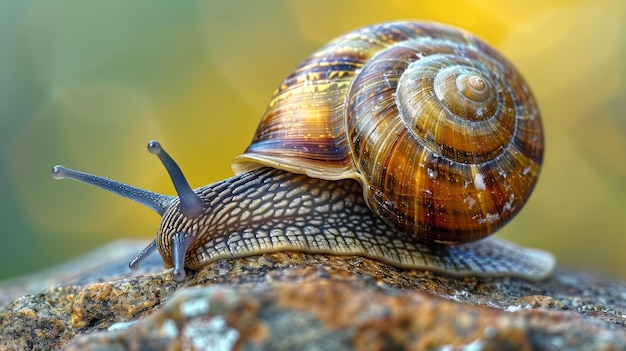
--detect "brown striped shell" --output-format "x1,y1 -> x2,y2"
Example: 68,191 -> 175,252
232,21 -> 543,245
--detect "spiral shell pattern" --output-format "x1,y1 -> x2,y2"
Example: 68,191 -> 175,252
233,22 -> 543,244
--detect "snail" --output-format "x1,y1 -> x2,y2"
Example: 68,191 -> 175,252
52,21 -> 554,282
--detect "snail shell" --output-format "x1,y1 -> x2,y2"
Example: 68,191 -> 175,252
233,21 -> 543,245
52,21 -> 553,281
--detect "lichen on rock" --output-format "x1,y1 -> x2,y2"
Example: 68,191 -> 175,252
1,240 -> 625,350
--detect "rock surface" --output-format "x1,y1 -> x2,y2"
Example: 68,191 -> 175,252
1,240 -> 625,350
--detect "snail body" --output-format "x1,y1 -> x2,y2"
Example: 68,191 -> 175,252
52,21 -> 554,281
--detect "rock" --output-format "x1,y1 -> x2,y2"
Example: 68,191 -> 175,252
1,240 -> 625,350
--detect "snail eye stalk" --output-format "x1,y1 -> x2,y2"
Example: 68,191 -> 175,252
147,140 -> 203,218
51,165 -> 173,215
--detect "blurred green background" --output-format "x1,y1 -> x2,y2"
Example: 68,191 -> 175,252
1,0 -> 625,281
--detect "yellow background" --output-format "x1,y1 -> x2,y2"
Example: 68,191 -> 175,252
1,0 -> 625,280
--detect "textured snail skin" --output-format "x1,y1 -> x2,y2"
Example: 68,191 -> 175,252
157,167 -> 553,279
52,21 -> 554,281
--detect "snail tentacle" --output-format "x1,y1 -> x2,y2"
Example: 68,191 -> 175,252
171,232 -> 190,281
128,239 -> 157,271
148,141 -> 203,218
51,165 -> 173,215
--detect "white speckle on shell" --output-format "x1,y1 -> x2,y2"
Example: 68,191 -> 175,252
475,107 -> 485,118
473,173 -> 486,191
427,168 -> 438,179
463,196 -> 477,210
477,212 -> 500,224
502,194 -> 516,212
